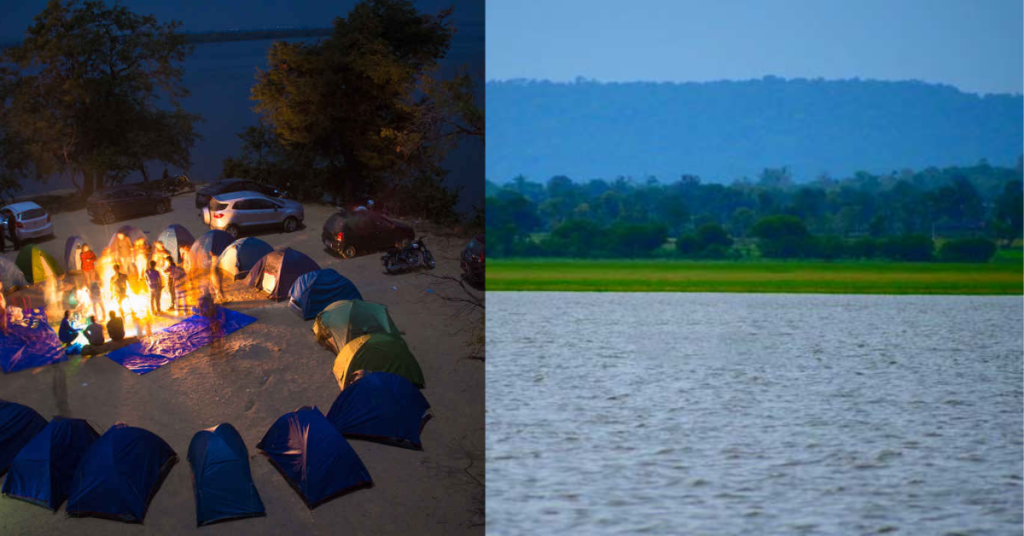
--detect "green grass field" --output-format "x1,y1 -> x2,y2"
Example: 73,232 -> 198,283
488,258 -> 1024,294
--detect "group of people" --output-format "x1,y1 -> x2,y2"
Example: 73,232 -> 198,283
2,226 -> 230,347
58,309 -> 126,350
69,232 -> 224,320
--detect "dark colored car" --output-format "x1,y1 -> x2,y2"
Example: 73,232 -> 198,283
87,186 -> 172,224
322,210 -> 414,259
461,234 -> 485,286
194,178 -> 284,208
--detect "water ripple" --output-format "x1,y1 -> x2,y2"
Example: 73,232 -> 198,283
486,293 -> 1024,535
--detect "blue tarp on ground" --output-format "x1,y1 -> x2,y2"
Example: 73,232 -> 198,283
105,308 -> 257,375
0,400 -> 47,475
188,423 -> 266,527
66,423 -> 177,523
156,224 -> 195,265
0,308 -> 67,374
2,417 -> 100,510
256,406 -> 372,509
288,269 -> 362,320
326,372 -> 431,450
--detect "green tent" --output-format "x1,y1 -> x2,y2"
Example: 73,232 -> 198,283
15,245 -> 64,284
313,300 -> 401,354
333,333 -> 424,390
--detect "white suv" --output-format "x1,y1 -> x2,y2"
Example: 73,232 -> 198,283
0,202 -> 55,241
202,191 -> 304,238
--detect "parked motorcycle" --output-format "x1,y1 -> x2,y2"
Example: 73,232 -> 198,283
161,174 -> 196,196
382,237 -> 436,274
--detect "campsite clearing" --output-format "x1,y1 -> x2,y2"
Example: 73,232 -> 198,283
487,258 -> 1024,294
0,194 -> 484,535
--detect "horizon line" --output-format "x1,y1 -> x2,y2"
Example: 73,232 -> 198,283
485,76 -> 1024,98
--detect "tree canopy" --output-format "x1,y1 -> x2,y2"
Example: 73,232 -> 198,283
1,0 -> 201,196
248,0 -> 473,217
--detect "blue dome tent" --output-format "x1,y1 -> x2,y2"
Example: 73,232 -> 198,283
2,417 -> 100,510
187,423 -> 265,527
190,230 -> 235,272
326,372 -> 431,450
288,269 -> 362,320
0,400 -> 47,475
245,248 -> 321,300
66,423 -> 177,523
256,406 -> 372,508
63,236 -> 87,272
156,224 -> 195,264
218,237 -> 273,280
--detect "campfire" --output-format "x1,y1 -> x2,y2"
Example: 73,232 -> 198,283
61,250 -> 193,339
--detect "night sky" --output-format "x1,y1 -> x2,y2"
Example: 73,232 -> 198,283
0,0 -> 484,40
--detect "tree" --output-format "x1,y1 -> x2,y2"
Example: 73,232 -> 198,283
655,193 -> 690,234
606,223 -> 668,258
545,219 -> 603,257
419,64 -> 484,139
937,238 -> 997,263
879,235 -> 934,262
929,176 -> 984,224
728,207 -> 757,238
677,222 -> 733,258
696,223 -> 733,250
0,68 -> 33,202
3,0 -> 200,196
993,180 -> 1023,246
752,215 -> 816,258
252,0 -> 456,205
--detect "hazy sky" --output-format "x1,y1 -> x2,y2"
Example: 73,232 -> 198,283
487,0 -> 1023,95
0,0 -> 483,39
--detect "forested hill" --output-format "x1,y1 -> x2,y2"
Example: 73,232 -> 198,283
487,78 -> 1023,183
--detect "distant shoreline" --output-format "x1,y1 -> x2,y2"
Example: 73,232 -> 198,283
487,258 -> 1024,295
0,28 -> 333,50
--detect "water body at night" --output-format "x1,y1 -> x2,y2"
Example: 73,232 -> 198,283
16,24 -> 484,213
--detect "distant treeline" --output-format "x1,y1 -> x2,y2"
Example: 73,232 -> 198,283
486,161 -> 1024,262
0,28 -> 332,49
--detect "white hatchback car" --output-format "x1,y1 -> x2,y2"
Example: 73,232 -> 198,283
202,191 -> 304,238
0,201 -> 55,242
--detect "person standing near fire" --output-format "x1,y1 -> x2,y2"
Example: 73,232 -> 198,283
80,244 -> 98,284
152,241 -> 171,304
145,260 -> 162,315
133,238 -> 151,284
109,264 -> 129,318
210,254 -> 224,303
164,257 -> 187,313
89,280 -> 105,321
113,232 -> 132,275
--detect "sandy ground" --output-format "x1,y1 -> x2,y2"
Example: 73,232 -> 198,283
0,193 -> 484,535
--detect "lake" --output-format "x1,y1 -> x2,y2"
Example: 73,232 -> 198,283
486,292 -> 1023,535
